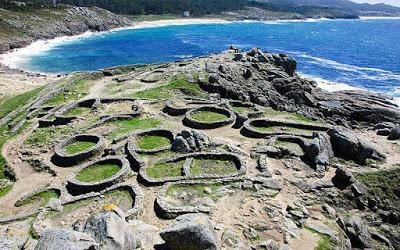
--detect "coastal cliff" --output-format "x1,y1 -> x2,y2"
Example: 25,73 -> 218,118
0,6 -> 131,53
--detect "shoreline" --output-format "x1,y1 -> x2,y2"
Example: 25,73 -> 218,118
0,17 -> 399,107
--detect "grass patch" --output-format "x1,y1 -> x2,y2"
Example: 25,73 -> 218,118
0,183 -> 13,198
44,77 -> 94,106
190,159 -> 237,176
132,77 -> 207,99
15,189 -> 59,208
253,125 -> 314,136
0,86 -> 44,120
263,108 -> 317,123
107,117 -> 161,139
65,107 -> 91,116
355,168 -> 400,212
25,126 -> 76,147
275,140 -> 304,155
146,160 -> 185,179
232,106 -> 254,113
64,141 -> 97,154
305,226 -> 334,250
191,111 -> 228,123
76,163 -> 120,182
136,135 -> 170,150
46,189 -> 133,219
167,183 -> 224,204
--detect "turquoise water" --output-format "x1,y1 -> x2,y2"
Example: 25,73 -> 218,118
11,19 -> 400,99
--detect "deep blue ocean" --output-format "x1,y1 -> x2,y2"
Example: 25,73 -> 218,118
6,18 -> 400,101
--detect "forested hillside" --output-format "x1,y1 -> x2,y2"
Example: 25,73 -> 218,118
0,0 -> 247,16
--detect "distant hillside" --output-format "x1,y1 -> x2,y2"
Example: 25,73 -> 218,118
256,0 -> 400,15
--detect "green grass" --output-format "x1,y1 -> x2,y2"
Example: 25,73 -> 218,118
0,86 -> 45,197
263,108 -> 317,123
44,78 -> 92,106
65,107 -> 91,116
305,226 -> 335,250
46,189 -> 133,219
232,106 -> 254,113
190,159 -> 237,176
136,135 -> 170,150
146,160 -> 185,179
0,86 -> 44,119
25,126 -> 75,147
275,140 -> 304,155
64,141 -> 97,154
191,111 -> 228,123
253,125 -> 314,136
76,163 -> 121,182
167,183 -> 224,204
355,168 -> 400,212
132,77 -> 207,99
107,117 -> 161,139
15,189 -> 59,208
0,184 -> 13,198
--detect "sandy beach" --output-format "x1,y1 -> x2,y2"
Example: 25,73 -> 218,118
0,18 -> 228,98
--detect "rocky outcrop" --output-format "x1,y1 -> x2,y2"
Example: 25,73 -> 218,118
327,127 -> 385,165
0,6 -> 131,53
84,207 -> 136,249
303,132 -> 333,174
35,229 -> 98,250
338,215 -> 373,249
198,48 -> 400,125
171,129 -> 211,153
388,125 -> 400,140
160,213 -> 219,250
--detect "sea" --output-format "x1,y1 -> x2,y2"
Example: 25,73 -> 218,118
1,18 -> 400,104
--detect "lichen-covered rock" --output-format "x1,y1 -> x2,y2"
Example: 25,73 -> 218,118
327,127 -> 385,165
160,213 -> 218,250
35,229 -> 98,250
304,132 -> 333,174
46,198 -> 63,212
84,207 -> 136,250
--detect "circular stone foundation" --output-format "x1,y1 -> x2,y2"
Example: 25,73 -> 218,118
183,106 -> 235,129
67,156 -> 130,195
52,134 -> 106,167
127,129 -> 174,154
163,97 -> 219,116
228,101 -> 263,128
139,152 -> 246,185
241,118 -> 330,139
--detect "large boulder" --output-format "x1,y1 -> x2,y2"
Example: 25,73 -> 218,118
171,129 -> 211,153
160,213 -> 218,250
304,132 -> 333,175
327,127 -> 385,165
84,206 -> 136,250
35,229 -> 98,250
338,215 -> 373,249
388,125 -> 400,140
332,166 -> 355,189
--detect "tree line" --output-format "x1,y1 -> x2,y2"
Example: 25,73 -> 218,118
0,0 -> 247,15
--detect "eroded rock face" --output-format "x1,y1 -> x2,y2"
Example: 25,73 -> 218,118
200,48 -> 400,125
327,127 -> 385,165
160,213 -> 218,250
83,208 -> 136,250
303,132 -> 333,174
34,229 -> 98,250
338,215 -> 373,249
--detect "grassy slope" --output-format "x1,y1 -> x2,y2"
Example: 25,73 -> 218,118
0,86 -> 45,197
